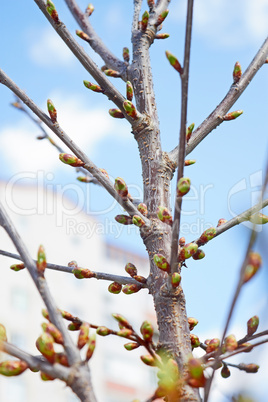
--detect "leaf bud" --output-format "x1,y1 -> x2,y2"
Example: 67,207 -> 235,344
153,254 -> 170,272
109,108 -> 125,118
112,313 -> 132,329
104,69 -> 121,78
96,326 -> 112,336
140,354 -> 158,367
54,352 -> 69,366
247,315 -> 259,336
47,99 -> 57,123
156,10 -> 169,26
36,333 -> 55,363
188,317 -> 198,331
243,252 -> 262,283
155,33 -> 170,39
133,275 -> 147,284
197,227 -> 216,246
108,282 -> 122,294
37,245 -> 46,275
233,61 -> 242,83
132,215 -> 145,227
123,47 -> 130,62
40,371 -> 55,381
141,10 -> 149,31
206,338 -> 220,354
59,309 -> 75,321
77,322 -> 90,350
72,268 -> 96,279
46,0 -> 59,24
77,176 -> 91,183
59,153 -> 85,167
0,360 -> 28,377
186,123 -> 195,142
122,284 -> 142,294
0,324 -> 7,344
10,263 -> 25,271
86,333 -> 96,360
165,51 -> 182,74
117,328 -> 133,338
157,206 -> 173,225
125,262 -> 138,277
114,177 -> 128,197
177,177 -> 191,197
248,213 -> 268,224
192,249 -> 205,260
179,237 -> 186,246
126,81 -> 134,101
137,203 -> 148,216
223,110 -> 243,121
171,272 -> 181,288
179,243 -> 198,261
240,363 -> 259,373
83,80 -> 103,93
140,321 -> 154,342
124,342 -> 139,351
42,322 -> 63,345
222,334 -> 238,353
190,334 -> 201,349
123,100 -> 139,119
68,322 -> 82,331
147,0 -> 155,9
187,358 -> 206,388
85,3 -> 94,17
185,159 -> 196,166
76,30 -> 90,42
115,214 -> 133,225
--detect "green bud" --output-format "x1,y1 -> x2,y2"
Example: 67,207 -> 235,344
108,282 -> 122,294
109,108 -> 125,118
47,99 -> 57,123
248,213 -> 268,224
171,272 -> 181,288
153,254 -> 170,272
123,47 -> 130,62
112,313 -> 132,329
141,10 -> 149,31
186,123 -> 195,142
233,61 -> 242,83
114,177 -> 128,197
40,371 -> 55,381
197,227 -> 216,246
122,284 -> 142,294
37,245 -> 46,275
96,326 -> 112,336
155,33 -> 170,39
165,51 -> 182,74
0,360 -> 28,377
132,215 -> 145,227
221,364 -> 231,378
157,206 -> 172,225
59,153 -> 85,167
156,10 -> 169,26
85,3 -> 94,17
59,309 -> 75,321
137,203 -> 148,216
188,317 -> 198,331
42,322 -> 63,345
126,81 -> 134,101
140,321 -> 154,342
83,80 -> 103,93
184,159 -> 196,166
117,328 -> 133,338
125,263 -> 138,277
42,309 -> 50,320
190,334 -> 200,349
179,243 -> 198,261
123,100 -> 139,119
68,322 -> 82,331
243,252 -> 262,283
46,0 -> 59,24
247,315 -> 259,336
36,333 -> 55,363
104,69 -> 121,78
192,249 -> 205,260
223,110 -> 243,121
115,214 -> 133,225
76,30 -> 90,42
86,333 -> 96,360
187,358 -> 206,388
140,354 -> 158,367
10,263 -> 25,271
177,177 -> 191,197
72,268 -> 96,279
124,342 -> 139,351
77,176 -> 91,183
77,322 -> 90,350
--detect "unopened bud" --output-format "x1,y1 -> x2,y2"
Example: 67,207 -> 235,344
104,69 -> 121,78
47,99 -> 57,123
117,328 -> 133,338
187,358 -> 206,388
192,249 -> 205,260
77,176 -> 91,183
115,214 -> 133,225
72,268 -> 95,279
96,326 -> 112,336
179,237 -> 186,247
123,47 -> 130,62
206,338 -> 220,354
37,245 -> 46,275
156,10 -> 169,26
36,333 -> 55,363
122,284 -> 142,294
108,282 -> 122,294
137,203 -> 148,216
0,324 -> 7,343
188,317 -> 198,331
186,123 -> 195,142
223,334 -> 237,353
40,371 -> 55,381
85,3 -> 94,17
114,177 -> 128,197
133,275 -> 147,284
179,243 -> 198,261
140,321 -> 154,342
83,80 -> 103,93
248,213 -> 268,224
197,227 -> 216,246
132,215 -> 145,227
240,342 -> 253,352
247,315 -> 259,336
190,334 -> 200,349
155,33 -> 169,39
76,30 -> 90,42
177,177 -> 191,197
125,262 -> 138,277
240,363 -> 259,373
86,333 -> 96,360
46,0 -> 59,24
68,322 -> 82,331
141,10 -> 149,31
157,206 -> 172,225
123,100 -> 139,119
221,364 -> 231,378
124,342 -> 139,351
112,313 -> 132,329
60,309 -> 75,321
55,352 -> 69,367
59,153 -> 85,167
77,323 -> 90,350
0,360 -> 28,377
233,61 -> 242,83
165,51 -> 182,74
10,263 -> 25,271
185,159 -> 196,166
153,254 -> 170,272
243,252 -> 262,283
217,218 -> 227,227
223,110 -> 243,121
42,322 -> 63,344
140,354 -> 158,367
109,109 -> 125,118
171,272 -> 181,288
126,81 -> 134,101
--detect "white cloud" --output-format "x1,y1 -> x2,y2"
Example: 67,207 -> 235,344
29,28 -> 74,67
171,0 -> 268,48
0,92 -> 129,175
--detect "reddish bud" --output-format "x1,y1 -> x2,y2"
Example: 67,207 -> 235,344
123,47 -> 130,62
126,81 -> 134,101
221,364 -> 231,378
179,237 -> 186,247
223,334 -> 238,353
59,153 -> 85,167
68,322 -> 82,331
179,243 -> 198,261
86,333 -> 96,360
217,218 -> 227,227
85,3 -> 94,17
133,275 -> 147,283
59,309 -> 75,321
112,313 -> 132,329
140,354 -> 158,367
186,123 -> 195,142
137,203 -> 148,216
42,322 -> 63,345
240,363 -> 259,373
77,176 -> 91,183
188,317 -> 198,331
37,245 -> 46,275
109,108 -> 125,118
114,177 -> 128,197
132,215 -> 145,227
40,372 -> 55,381
157,206 -> 173,225
104,69 -> 121,78
47,99 -> 57,123
243,252 -> 262,283
156,10 -> 169,26
165,51 -> 182,74
233,61 -> 242,83
117,328 -> 133,338
76,30 -> 90,42
72,268 -> 95,279
0,360 -> 28,377
177,177 -> 191,197
115,214 -> 133,225
10,263 -> 25,271
248,213 -> 268,224
54,353 -> 69,367
36,333 -> 55,363
140,321 -> 154,342
190,334 -> 201,349
83,80 -> 103,93
46,0 -> 59,24
42,309 -> 50,320
206,338 -> 220,354
153,253 -> 170,272
125,262 -> 138,277
192,249 -> 205,260
122,284 -> 142,294
141,10 -> 149,31
155,33 -> 170,39
123,100 -> 139,119
187,358 -> 206,388
197,227 -> 216,246
171,272 -> 181,288
247,315 -> 259,336
147,0 -> 155,9
185,159 -> 196,166
96,326 -> 112,336
223,110 -> 243,121
77,323 -> 90,350
240,342 -> 253,352
124,342 -> 139,351
108,282 -> 122,294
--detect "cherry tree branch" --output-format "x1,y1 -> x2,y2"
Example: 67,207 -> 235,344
168,36 -> 268,164
64,0 -> 126,75
0,68 -> 150,227
170,0 -> 194,276
0,249 -> 148,288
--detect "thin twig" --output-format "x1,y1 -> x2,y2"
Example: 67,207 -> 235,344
132,0 -> 143,32
0,68 -> 150,227
168,37 -> 268,163
0,249 -> 148,288
170,0 -> 194,277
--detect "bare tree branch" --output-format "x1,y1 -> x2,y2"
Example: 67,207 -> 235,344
0,68 -> 150,227
0,249 -> 148,288
64,0 -> 126,75
170,0 -> 194,277
168,36 -> 268,164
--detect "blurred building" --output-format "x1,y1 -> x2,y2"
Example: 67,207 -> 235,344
0,181 -> 157,402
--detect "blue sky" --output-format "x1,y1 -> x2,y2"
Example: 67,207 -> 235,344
1,1 -> 268,400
